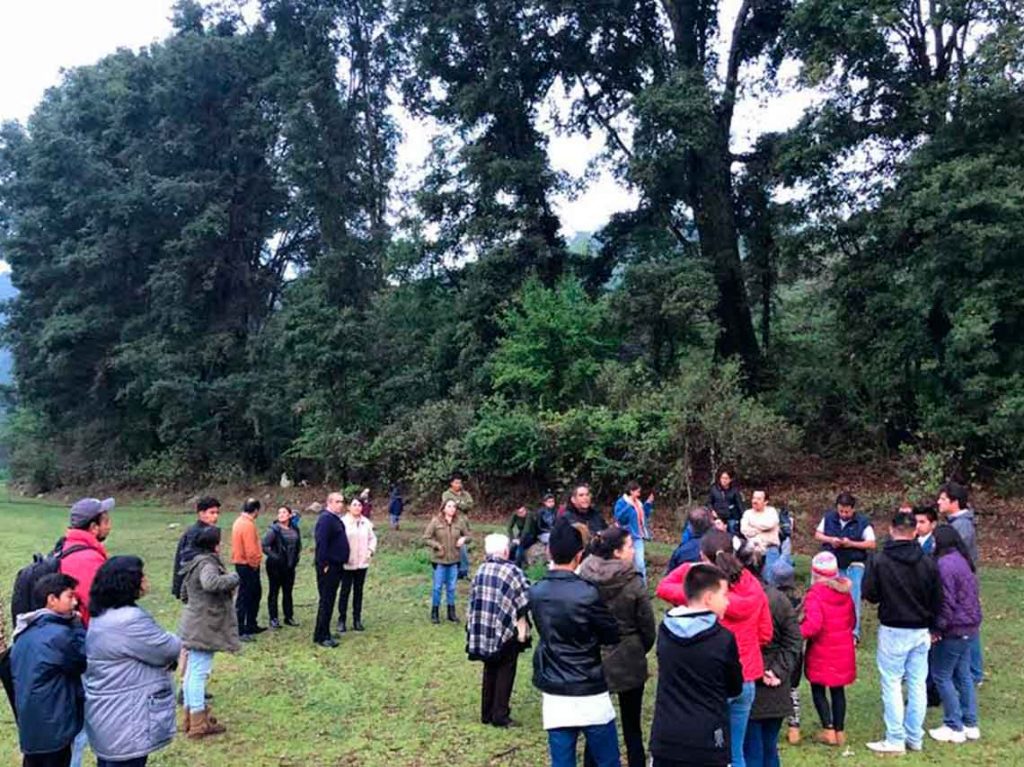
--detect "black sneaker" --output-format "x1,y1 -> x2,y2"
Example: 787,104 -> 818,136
251,626 -> 268,635
239,634 -> 255,643
336,619 -> 347,634
317,638 -> 339,648
284,618 -> 299,627
353,619 -> 365,632
269,619 -> 281,629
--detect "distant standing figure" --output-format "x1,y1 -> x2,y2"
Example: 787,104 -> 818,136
612,481 -> 654,584
506,505 -> 540,569
359,488 -> 373,519
230,498 -> 264,641
388,486 -> 404,530
85,556 -> 181,766
263,506 -> 301,629
338,498 -> 377,633
423,500 -> 470,624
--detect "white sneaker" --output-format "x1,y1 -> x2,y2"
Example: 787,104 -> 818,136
964,726 -> 981,740
929,726 -> 966,744
867,740 -> 907,754
906,741 -> 923,752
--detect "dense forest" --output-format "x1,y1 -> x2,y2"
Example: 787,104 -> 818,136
0,0 -> 1022,497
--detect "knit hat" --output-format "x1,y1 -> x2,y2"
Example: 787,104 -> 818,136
811,551 -> 839,578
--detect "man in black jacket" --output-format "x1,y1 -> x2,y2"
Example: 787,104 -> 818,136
863,510 -> 944,755
561,484 -> 609,537
171,496 -> 222,599
312,493 -> 350,648
530,520 -> 621,766
648,563 -> 743,767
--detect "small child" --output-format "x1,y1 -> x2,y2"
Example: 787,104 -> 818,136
801,551 -> 857,747
10,573 -> 87,767
649,564 -> 744,767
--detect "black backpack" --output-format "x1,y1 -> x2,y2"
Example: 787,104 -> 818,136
9,539 -> 88,624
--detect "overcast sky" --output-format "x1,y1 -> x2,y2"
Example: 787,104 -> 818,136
0,0 -> 815,242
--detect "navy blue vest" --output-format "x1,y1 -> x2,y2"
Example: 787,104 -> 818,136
822,509 -> 870,570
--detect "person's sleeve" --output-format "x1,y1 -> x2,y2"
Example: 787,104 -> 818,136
816,519 -> 826,533
655,564 -> 689,606
800,591 -> 824,640
53,625 -> 88,676
123,614 -> 182,668
771,599 -> 803,680
724,633 -> 744,699
643,500 -> 653,520
261,528 -> 278,563
247,525 -> 262,568
74,550 -> 106,618
171,534 -> 186,596
422,519 -> 439,550
862,555 -> 881,604
313,517 -> 326,567
339,520 -> 352,563
929,561 -> 945,631
636,587 -> 657,653
707,489 -> 716,508
368,523 -> 378,556
758,595 -> 774,645
863,525 -> 876,542
506,513 -> 517,539
589,592 -> 621,646
740,511 -> 755,540
199,561 -> 240,593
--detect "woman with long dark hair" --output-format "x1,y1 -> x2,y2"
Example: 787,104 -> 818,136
929,525 -> 982,744
579,527 -> 656,767
84,556 -> 181,767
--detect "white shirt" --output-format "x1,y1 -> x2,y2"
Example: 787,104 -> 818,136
816,518 -> 876,541
542,692 -> 616,730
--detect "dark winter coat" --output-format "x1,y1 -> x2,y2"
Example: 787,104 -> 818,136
948,509 -> 979,565
649,609 -> 744,766
801,577 -> 857,687
935,550 -> 982,638
10,609 -> 86,754
178,553 -> 240,653
314,510 -> 351,569
262,521 -> 301,571
863,538 -> 944,630
750,585 -> 803,720
579,556 -> 657,693
530,570 -> 620,696
708,483 -> 744,523
562,501 -> 609,536
171,520 -> 214,599
84,606 -> 180,761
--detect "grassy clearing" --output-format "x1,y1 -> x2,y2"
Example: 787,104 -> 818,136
0,496 -> 1021,766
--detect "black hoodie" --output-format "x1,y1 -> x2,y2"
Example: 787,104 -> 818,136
863,538 -> 943,630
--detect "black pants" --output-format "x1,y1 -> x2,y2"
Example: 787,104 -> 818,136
235,564 -> 262,635
314,564 -> 342,642
583,687 -> 645,767
811,683 -> 847,730
97,757 -> 148,767
480,642 -> 519,724
267,565 -> 296,623
338,568 -> 367,623
23,746 -> 71,767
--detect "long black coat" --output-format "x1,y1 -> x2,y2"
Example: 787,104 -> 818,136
750,585 -> 803,720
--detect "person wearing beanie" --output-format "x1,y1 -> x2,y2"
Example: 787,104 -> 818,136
801,552 -> 857,748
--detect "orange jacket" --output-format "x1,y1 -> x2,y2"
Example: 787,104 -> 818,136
231,514 -> 262,568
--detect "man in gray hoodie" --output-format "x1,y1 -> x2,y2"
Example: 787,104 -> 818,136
938,482 -> 983,685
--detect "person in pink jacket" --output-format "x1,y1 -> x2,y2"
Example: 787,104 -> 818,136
801,552 -> 857,747
338,497 -> 378,633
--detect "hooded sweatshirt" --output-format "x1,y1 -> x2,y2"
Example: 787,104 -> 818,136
935,550 -> 982,638
862,538 -> 944,630
649,608 -> 743,766
948,508 -> 979,565
657,564 -> 773,680
801,577 -> 857,687
58,528 -> 109,626
578,556 -> 657,692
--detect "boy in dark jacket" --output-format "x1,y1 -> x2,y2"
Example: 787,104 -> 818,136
863,510 -> 944,755
11,573 -> 87,767
649,563 -> 743,767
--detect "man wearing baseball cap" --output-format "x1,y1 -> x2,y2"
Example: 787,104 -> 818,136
59,497 -> 114,626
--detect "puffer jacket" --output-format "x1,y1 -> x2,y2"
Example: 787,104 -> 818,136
178,553 -> 240,653
750,585 -> 803,720
935,550 -> 982,637
801,577 -> 857,687
579,556 -> 657,693
10,609 -> 86,754
657,564 -> 773,681
423,513 -> 470,565
84,606 -> 181,761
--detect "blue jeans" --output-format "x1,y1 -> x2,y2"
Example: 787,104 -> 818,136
970,631 -> 984,684
547,720 -> 621,767
840,564 -> 865,639
633,538 -> 647,584
744,717 -> 782,767
458,545 -> 470,577
763,546 -> 780,579
876,626 -> 930,747
184,649 -> 215,713
432,563 -> 458,607
729,681 -> 756,767
933,635 -> 978,730
70,727 -> 88,767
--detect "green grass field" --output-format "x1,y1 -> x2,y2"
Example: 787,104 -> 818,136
0,496 -> 1021,766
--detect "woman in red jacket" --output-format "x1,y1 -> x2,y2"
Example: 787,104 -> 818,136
800,551 -> 857,747
656,529 -> 772,767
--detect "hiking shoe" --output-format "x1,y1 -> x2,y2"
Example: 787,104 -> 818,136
867,740 -> 906,754
317,637 -> 339,648
929,726 -> 966,744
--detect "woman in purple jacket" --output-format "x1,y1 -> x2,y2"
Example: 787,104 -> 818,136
928,525 -> 982,745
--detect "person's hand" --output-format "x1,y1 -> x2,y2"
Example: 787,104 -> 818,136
456,536 -> 467,547
931,633 -> 942,644
833,537 -> 846,547
763,670 -> 782,687
646,492 -> 655,504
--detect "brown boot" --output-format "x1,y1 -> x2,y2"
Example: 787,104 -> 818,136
787,725 -> 801,745
187,709 -> 226,739
815,728 -> 838,746
836,731 -> 847,747
179,709 -> 191,734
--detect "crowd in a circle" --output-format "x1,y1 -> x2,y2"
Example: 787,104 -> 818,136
0,472 -> 983,767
